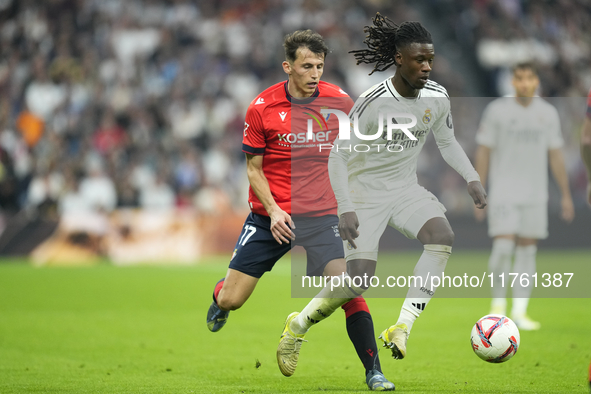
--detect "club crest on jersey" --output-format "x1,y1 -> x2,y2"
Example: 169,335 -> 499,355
320,106 -> 331,121
422,109 -> 432,124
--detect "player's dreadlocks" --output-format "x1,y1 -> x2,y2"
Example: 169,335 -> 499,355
350,13 -> 432,75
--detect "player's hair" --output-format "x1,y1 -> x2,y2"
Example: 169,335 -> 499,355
512,62 -> 538,76
350,13 -> 432,75
283,30 -> 328,63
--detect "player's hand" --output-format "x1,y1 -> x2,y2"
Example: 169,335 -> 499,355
561,196 -> 574,223
338,211 -> 359,249
467,181 -> 487,209
474,205 -> 487,222
269,207 -> 295,245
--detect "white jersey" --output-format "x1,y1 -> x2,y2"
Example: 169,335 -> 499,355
329,77 -> 480,215
476,97 -> 563,205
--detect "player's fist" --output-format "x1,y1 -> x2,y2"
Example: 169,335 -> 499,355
269,207 -> 295,245
561,196 -> 574,223
338,211 -> 359,249
468,181 -> 487,209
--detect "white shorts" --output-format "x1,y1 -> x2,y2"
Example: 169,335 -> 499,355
344,183 -> 447,262
487,202 -> 548,239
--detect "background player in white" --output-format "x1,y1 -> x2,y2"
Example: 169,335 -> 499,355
581,87 -> 591,205
474,62 -> 574,330
279,14 -> 487,365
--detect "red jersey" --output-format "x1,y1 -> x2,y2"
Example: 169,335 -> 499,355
587,88 -> 591,118
242,80 -> 353,217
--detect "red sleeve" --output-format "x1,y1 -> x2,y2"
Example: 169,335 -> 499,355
242,106 -> 266,155
342,96 -> 354,114
586,88 -> 591,119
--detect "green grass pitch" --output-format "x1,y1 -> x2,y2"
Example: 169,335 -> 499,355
0,251 -> 590,393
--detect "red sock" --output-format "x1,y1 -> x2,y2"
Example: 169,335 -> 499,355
342,295 -> 370,317
213,278 -> 225,303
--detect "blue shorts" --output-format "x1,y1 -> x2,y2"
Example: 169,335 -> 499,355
228,213 -> 344,278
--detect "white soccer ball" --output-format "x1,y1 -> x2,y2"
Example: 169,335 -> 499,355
470,314 -> 520,363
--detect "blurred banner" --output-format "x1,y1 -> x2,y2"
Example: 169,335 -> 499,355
0,209 -> 246,266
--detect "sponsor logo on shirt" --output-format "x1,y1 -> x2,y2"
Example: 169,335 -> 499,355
255,97 -> 265,105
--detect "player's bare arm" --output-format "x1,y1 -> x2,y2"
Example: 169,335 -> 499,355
581,116 -> 591,205
245,153 -> 295,244
548,148 -> 574,222
473,145 -> 490,220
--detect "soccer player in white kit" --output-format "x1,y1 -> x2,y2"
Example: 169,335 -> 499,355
474,62 -> 575,330
326,14 -> 487,360
582,87 -> 591,205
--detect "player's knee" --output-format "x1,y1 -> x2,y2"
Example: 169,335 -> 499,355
217,293 -> 245,311
443,228 -> 455,246
346,259 -> 376,291
431,227 -> 455,246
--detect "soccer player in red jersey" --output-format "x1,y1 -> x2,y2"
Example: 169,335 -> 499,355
206,30 -> 394,391
582,88 -> 591,205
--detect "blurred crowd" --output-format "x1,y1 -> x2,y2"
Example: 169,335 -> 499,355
0,0 -> 589,232
430,0 -> 591,97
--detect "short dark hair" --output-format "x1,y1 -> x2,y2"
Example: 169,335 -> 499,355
512,62 -> 538,76
283,30 -> 328,63
350,13 -> 432,75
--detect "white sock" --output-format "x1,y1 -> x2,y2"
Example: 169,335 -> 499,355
291,274 -> 365,335
398,244 -> 451,333
489,238 -> 515,309
511,244 -> 537,316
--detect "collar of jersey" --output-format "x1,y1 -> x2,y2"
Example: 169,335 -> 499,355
386,77 -> 422,102
284,81 -> 320,104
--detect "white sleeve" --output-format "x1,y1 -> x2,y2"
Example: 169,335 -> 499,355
547,105 -> 564,149
433,101 -> 481,183
328,146 -> 355,216
475,102 -> 498,148
328,99 -> 374,216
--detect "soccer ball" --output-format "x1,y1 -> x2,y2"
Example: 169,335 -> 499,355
470,314 -> 520,363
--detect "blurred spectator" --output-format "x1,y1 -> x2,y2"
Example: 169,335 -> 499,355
26,163 -> 64,217
79,160 -> 117,213
92,110 -> 127,155
16,107 -> 44,148
0,0 -> 587,220
139,173 -> 175,211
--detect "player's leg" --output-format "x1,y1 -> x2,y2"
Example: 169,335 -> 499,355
278,214 -> 393,390
277,264 -> 365,377
488,235 -> 515,314
216,268 -> 259,311
510,203 -> 546,330
511,237 -> 538,329
207,269 -> 259,332
207,213 -> 290,332
325,258 -> 392,390
284,206 -> 388,337
380,187 -> 450,359
487,204 -> 519,315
